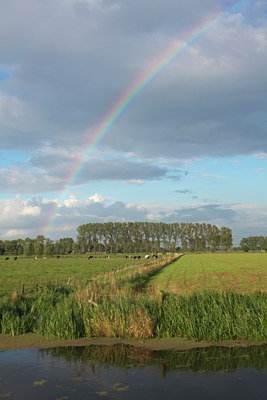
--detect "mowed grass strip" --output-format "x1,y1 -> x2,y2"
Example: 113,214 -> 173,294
147,253 -> 267,294
0,255 -> 145,296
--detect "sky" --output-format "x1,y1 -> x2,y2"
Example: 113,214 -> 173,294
0,0 -> 266,245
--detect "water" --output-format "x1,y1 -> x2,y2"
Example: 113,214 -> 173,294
0,344 -> 266,399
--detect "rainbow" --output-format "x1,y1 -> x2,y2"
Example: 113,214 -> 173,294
42,0 -> 253,237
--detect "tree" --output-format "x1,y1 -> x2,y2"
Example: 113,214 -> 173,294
24,238 -> 35,256
34,235 -> 45,256
0,240 -> 5,255
220,227 -> 233,252
207,225 -> 221,252
44,238 -> 54,256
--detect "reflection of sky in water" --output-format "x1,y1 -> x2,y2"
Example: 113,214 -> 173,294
0,345 -> 266,400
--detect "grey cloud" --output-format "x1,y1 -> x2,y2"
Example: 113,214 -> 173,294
32,154 -> 167,181
169,175 -> 183,182
0,156 -> 167,194
1,0 -> 266,161
175,189 -> 191,194
162,204 -> 236,224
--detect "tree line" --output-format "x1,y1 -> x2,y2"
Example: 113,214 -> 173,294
0,222 -> 233,256
76,222 -> 233,253
0,236 -> 75,256
239,236 -> 267,252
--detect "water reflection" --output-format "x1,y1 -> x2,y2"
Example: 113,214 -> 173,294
0,344 -> 266,399
42,343 -> 267,375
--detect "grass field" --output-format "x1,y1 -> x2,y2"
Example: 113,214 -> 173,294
0,254 -> 148,296
0,253 -> 266,341
147,253 -> 267,294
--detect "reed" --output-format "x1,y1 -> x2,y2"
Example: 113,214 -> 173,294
155,290 -> 267,341
1,288 -> 266,341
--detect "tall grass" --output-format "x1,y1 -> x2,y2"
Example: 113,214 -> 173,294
1,289 -> 266,341
155,290 -> 266,341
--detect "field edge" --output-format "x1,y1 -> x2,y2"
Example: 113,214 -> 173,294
0,333 -> 266,352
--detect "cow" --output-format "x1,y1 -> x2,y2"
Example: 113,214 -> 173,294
5,257 -> 9,261
14,257 -> 17,260
144,255 -> 150,259
105,255 -> 110,259
88,255 -> 93,259
125,255 -> 128,259
56,255 -> 61,259
34,256 -> 38,260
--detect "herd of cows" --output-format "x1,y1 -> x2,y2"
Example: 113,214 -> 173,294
3,254 -> 159,261
88,254 -> 158,260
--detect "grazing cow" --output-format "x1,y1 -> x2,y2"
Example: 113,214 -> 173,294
5,257 -> 9,261
34,256 -> 38,260
144,255 -> 150,259
138,255 -> 141,259
88,255 -> 93,259
125,255 -> 128,259
129,255 -> 132,259
152,254 -> 158,258
43,256 -> 47,259
134,256 -> 137,259
14,257 -> 17,260
105,255 -> 110,259
56,255 -> 61,259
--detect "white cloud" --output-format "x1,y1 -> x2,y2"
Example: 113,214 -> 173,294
0,194 -> 266,245
20,205 -> 41,216
126,179 -> 144,185
4,229 -> 29,239
228,160 -> 241,164
254,153 -> 267,160
202,174 -> 227,179
89,193 -> 107,203
63,194 -> 83,208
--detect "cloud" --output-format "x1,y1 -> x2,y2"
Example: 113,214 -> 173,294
0,0 -> 266,161
255,153 -> 267,160
0,168 -> 62,194
174,189 -> 191,194
202,174 -> 227,179
228,160 -> 241,164
0,155 -> 167,194
0,1 -> 266,242
0,194 -> 267,246
126,180 -> 144,185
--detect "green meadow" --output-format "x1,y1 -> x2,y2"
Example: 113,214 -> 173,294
0,254 -> 146,297
147,253 -> 267,294
0,253 -> 266,342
